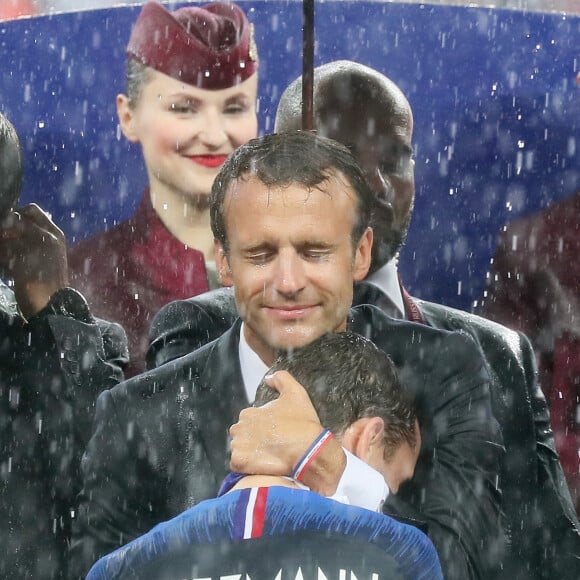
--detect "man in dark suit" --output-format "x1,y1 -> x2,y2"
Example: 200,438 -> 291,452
148,61 -> 580,579
0,113 -> 128,578
85,332 -> 442,580
70,131 -> 502,580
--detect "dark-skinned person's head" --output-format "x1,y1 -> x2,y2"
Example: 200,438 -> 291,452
255,331 -> 420,493
275,60 -> 415,273
210,130 -> 374,366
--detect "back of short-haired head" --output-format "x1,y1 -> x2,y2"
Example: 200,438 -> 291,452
254,331 -> 417,458
274,60 -> 412,136
210,131 -> 375,252
0,112 -> 23,219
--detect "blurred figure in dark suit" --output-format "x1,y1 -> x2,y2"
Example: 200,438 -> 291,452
481,190 -> 580,511
0,111 -> 127,578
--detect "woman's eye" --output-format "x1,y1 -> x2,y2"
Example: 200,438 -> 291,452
170,103 -> 195,114
224,103 -> 247,115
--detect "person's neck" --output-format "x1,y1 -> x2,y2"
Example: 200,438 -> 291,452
242,324 -> 278,367
229,475 -> 300,493
149,186 -> 214,260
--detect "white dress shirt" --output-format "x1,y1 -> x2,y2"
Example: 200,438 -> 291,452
365,258 -> 406,319
237,325 -> 389,512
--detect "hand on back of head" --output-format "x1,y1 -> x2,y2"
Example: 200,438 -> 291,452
230,371 -> 325,476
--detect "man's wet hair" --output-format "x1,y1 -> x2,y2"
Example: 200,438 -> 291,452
254,331 -> 417,459
210,130 -> 375,254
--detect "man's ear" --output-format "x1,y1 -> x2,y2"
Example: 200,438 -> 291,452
353,227 -> 373,282
116,94 -> 140,143
340,416 -> 384,463
215,241 -> 234,287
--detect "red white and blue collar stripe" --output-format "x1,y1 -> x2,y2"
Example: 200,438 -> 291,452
232,487 -> 269,540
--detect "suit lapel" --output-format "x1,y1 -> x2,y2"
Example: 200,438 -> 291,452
353,280 -> 424,323
196,320 -> 249,482
353,281 -> 400,318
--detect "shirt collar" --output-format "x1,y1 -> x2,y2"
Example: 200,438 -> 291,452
237,260 -> 405,401
235,324 -> 388,512
364,258 -> 405,318
238,323 -> 269,404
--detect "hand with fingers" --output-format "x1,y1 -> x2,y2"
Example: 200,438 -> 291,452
0,203 -> 69,318
229,370 -> 346,496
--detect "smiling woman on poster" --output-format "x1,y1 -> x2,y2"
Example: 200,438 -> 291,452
68,1 -> 259,376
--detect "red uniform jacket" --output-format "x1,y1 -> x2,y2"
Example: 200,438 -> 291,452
481,190 -> 580,509
68,190 -> 210,376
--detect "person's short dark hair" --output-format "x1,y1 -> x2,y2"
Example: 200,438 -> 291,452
254,331 -> 417,459
210,131 -> 375,254
0,111 -> 23,219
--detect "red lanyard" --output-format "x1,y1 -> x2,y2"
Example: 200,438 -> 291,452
399,280 -> 424,324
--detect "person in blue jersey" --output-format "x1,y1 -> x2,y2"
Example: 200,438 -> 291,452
86,331 -> 441,580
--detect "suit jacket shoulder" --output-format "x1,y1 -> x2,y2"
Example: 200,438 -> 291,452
147,287 -> 237,368
418,300 -> 535,391
350,304 -> 503,580
69,320 -> 248,578
418,298 -> 549,445
416,298 -> 580,579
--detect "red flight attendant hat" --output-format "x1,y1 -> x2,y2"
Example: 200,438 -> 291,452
126,1 -> 259,90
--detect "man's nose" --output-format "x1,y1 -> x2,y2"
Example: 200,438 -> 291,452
273,251 -> 306,296
368,168 -> 393,201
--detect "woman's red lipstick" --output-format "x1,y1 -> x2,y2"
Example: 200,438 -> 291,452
190,155 -> 228,168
